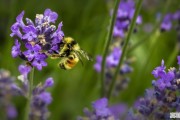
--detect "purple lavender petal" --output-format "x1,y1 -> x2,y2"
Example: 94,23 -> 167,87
18,64 -> 31,75
155,79 -> 166,91
16,11 -> 25,27
113,0 -> 142,37
136,16 -> 142,24
23,44 -> 41,61
106,47 -> 122,67
10,23 -> 22,38
152,60 -> 166,78
26,18 -> 34,26
32,59 -> 47,70
22,25 -> 37,41
113,26 -> 125,37
161,21 -> 172,31
92,98 -> 112,117
38,92 -> 52,104
161,14 -> 173,31
11,39 -> 21,57
44,8 -> 58,23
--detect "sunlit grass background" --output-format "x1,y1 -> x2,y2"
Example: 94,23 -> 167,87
0,0 -> 180,119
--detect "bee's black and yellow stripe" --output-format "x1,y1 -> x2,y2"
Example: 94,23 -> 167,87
58,52 -> 79,70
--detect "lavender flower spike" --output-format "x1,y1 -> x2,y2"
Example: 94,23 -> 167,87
113,0 -> 142,38
10,8 -> 64,70
129,58 -> 180,120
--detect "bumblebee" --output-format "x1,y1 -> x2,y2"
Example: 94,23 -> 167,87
51,37 -> 92,70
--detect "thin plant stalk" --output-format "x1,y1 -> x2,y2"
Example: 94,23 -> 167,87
24,67 -> 34,120
100,0 -> 121,97
167,44 -> 180,67
107,0 -> 144,99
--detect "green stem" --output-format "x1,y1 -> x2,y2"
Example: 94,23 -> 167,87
24,67 -> 34,120
107,0 -> 143,99
100,0 -> 121,97
167,44 -> 180,67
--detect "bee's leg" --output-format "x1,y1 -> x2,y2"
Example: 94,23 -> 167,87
50,54 -> 61,59
59,53 -> 67,57
44,51 -> 60,59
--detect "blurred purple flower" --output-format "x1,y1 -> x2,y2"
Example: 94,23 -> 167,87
78,98 -> 128,120
106,47 -> 122,67
0,69 -> 22,119
177,56 -> 180,65
93,55 -> 102,72
94,46 -> 132,95
44,77 -> 54,88
161,14 -> 173,32
6,105 -> 17,119
113,0 -> 142,38
37,92 -> 52,105
92,98 -> 112,117
173,10 -> 180,20
94,47 -> 122,73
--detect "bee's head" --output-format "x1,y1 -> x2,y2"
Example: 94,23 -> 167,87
64,37 -> 74,44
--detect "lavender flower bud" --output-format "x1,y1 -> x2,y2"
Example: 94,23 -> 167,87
44,77 -> 54,88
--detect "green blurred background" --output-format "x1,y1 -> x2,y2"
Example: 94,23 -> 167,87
0,0 -> 180,119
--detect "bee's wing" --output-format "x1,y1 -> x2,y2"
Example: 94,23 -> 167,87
78,49 -> 93,61
73,51 -> 84,66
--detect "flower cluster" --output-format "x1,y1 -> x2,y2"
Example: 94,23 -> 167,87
30,77 -> 54,120
94,46 -> 132,95
0,69 -> 20,119
113,0 -> 142,38
128,57 -> 180,120
10,9 -> 64,70
77,98 -> 127,120
91,57 -> 180,120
